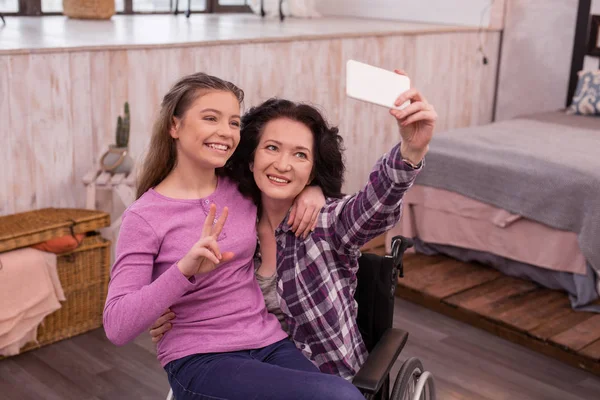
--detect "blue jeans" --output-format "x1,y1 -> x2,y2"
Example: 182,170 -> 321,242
165,338 -> 364,400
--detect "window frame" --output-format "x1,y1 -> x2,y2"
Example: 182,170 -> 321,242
1,0 -> 252,16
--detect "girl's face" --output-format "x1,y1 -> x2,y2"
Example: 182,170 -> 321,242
252,118 -> 314,202
170,90 -> 241,169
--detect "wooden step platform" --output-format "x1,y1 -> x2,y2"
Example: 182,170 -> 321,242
395,252 -> 600,377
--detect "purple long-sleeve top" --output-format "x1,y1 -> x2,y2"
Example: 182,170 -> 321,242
103,176 -> 287,367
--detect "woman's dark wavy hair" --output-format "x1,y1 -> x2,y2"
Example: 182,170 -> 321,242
225,98 -> 346,206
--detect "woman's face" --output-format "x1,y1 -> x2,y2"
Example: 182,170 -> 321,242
170,90 -> 241,169
252,118 -> 314,202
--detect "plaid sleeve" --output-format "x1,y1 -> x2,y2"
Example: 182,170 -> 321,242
326,142 -> 421,253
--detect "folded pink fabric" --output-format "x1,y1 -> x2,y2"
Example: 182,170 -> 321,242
387,185 -> 587,275
0,248 -> 65,356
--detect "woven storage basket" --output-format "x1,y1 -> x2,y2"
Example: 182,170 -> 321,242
0,208 -> 110,253
0,208 -> 111,356
63,0 -> 115,19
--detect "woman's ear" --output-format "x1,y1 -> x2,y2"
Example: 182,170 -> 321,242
249,162 -> 254,172
169,117 -> 181,139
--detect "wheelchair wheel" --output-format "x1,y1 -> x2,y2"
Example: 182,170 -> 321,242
390,357 -> 436,400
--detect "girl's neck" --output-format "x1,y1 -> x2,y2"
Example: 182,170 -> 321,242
157,159 -> 218,199
259,195 -> 294,232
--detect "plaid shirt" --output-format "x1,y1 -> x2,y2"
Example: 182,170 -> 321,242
275,143 -> 421,380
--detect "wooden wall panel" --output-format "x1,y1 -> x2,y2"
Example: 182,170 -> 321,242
69,52 -> 94,196
0,56 -> 13,216
0,30 -> 500,215
30,53 -> 76,209
7,55 -> 36,213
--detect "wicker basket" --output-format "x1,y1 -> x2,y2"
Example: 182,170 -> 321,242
63,0 -> 115,20
19,234 -> 111,353
0,208 -> 111,356
0,208 -> 110,253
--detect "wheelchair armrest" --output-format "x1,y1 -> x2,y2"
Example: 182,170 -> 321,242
352,328 -> 409,394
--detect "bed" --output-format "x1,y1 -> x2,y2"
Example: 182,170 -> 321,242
387,110 -> 600,312
386,1 -> 600,312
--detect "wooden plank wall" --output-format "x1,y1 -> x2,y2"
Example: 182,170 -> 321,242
0,31 -> 500,216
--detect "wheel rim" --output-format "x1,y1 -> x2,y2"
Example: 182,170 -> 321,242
411,371 -> 436,400
402,367 -> 422,400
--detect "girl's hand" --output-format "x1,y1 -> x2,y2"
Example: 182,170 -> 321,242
390,69 -> 437,165
288,185 -> 325,239
177,204 -> 234,278
149,308 -> 175,343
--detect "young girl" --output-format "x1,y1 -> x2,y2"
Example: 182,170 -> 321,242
150,71 -> 437,381
102,72 -> 365,400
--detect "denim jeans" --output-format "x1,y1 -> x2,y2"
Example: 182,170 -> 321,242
165,338 -> 364,400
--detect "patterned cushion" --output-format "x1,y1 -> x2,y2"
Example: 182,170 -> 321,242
568,70 -> 600,116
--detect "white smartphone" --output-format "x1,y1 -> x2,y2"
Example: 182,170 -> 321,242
345,60 -> 411,110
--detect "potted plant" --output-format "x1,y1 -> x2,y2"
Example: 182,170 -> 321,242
100,102 -> 134,175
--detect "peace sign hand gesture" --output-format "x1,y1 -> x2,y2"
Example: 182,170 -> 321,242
177,204 -> 235,279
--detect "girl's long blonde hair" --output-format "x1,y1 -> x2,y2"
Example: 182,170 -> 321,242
136,72 -> 244,199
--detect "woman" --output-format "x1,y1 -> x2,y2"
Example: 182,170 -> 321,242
151,70 -> 436,381
103,72 -> 364,400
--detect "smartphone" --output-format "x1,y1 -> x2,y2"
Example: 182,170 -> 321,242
345,60 -> 411,110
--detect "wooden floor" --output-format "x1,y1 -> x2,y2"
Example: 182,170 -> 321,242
397,252 -> 600,379
2,295 -> 600,399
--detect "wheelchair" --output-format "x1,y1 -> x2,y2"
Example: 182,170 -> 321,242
166,236 -> 436,400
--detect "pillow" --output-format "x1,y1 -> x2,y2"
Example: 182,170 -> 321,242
567,70 -> 600,116
31,233 -> 86,254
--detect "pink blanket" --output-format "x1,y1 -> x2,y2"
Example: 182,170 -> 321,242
0,248 -> 65,356
387,185 -> 587,275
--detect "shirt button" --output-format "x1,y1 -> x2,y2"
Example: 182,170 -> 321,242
204,199 -> 210,205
